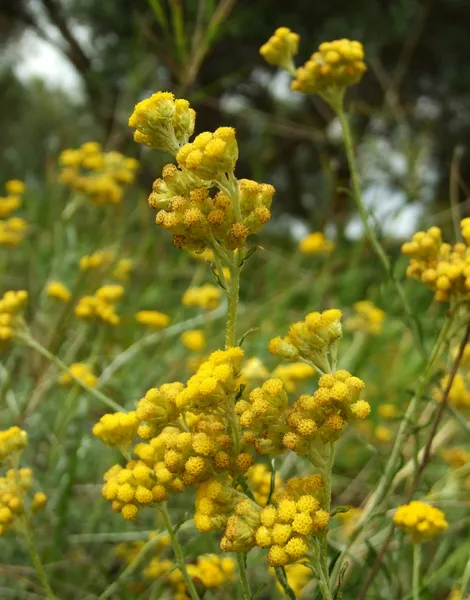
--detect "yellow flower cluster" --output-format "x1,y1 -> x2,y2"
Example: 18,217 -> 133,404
246,463 -> 282,506
259,27 -> 300,71
0,427 -> 28,463
176,348 -> 243,413
291,39 -> 366,97
441,447 -> 470,469
299,232 -> 335,255
150,165 -> 274,251
394,501 -> 448,542
222,475 -> 329,565
46,280 -> 72,303
194,477 -> 236,532
58,363 -> 97,388
378,403 -> 400,419
345,300 -> 385,335
136,383 -> 183,440
283,371 -> 369,452
0,290 -> 28,342
59,142 -> 138,206
129,92 -> 195,154
182,284 -> 222,310
0,216 -> 28,247
435,373 -> 470,409
275,563 -> 312,597
79,250 -> 133,281
448,587 -> 462,600
271,362 -> 316,392
180,329 -> 206,351
135,310 -> 170,329
268,309 -> 342,373
0,468 -> 47,535
93,411 -> 139,451
401,222 -> 470,302
75,285 -> 124,325
0,180 -> 25,217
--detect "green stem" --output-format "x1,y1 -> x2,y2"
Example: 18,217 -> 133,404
236,553 -> 252,600
460,556 -> 470,599
19,333 -> 125,412
412,543 -> 421,600
317,443 -> 334,600
334,99 -> 426,361
225,251 -> 241,349
159,504 -> 201,600
20,518 -> 56,600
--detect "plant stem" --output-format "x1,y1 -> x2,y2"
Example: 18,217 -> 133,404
20,518 -> 56,600
317,443 -> 334,600
19,333 -> 125,412
334,99 -> 426,361
159,504 -> 201,600
236,553 -> 252,600
412,543 -> 421,600
225,250 -> 241,348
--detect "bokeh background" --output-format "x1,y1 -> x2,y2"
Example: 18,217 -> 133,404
2,0 -> 470,240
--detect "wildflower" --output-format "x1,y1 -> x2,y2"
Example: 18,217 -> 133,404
336,507 -> 363,538
0,290 -> 28,342
182,284 -> 222,310
260,27 -> 300,72
129,92 -> 195,154
0,196 -> 22,218
190,554 -> 235,588
75,285 -> 124,326
291,39 -> 366,101
58,363 -> 97,388
0,427 -> 28,463
79,250 -> 115,271
394,501 -> 448,542
268,309 -> 343,373
135,310 -> 170,329
345,300 -> 385,335
271,362 -> 316,392
5,180 -> 25,196
194,477 -> 236,532
46,281 -> 72,303
378,403 -> 400,419
0,467 -> 46,536
299,232 -> 335,255
176,128 -> 238,181
374,425 -> 392,443
246,463 -> 282,505
0,217 -> 28,246
441,447 -> 470,469
112,258 -> 133,281
180,330 -> 206,351
435,374 -> 470,409
136,383 -> 183,440
93,412 -> 139,451
275,563 -> 312,597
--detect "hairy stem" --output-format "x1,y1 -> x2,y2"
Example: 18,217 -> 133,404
225,251 -> 241,349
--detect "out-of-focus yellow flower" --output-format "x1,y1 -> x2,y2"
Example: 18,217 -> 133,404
0,217 -> 27,246
58,363 -> 98,388
135,311 -> 170,329
374,425 -> 392,443
345,301 -> 385,335
441,447 -> 470,469
378,403 -> 400,419
336,507 -> 363,538
182,284 -> 222,311
0,290 -> 28,343
180,330 -> 206,352
46,281 -> 72,303
271,362 -> 316,392
5,180 -> 25,196
299,232 -> 335,255
394,501 -> 448,542
0,427 -> 28,463
75,286 -> 124,326
260,27 -> 300,72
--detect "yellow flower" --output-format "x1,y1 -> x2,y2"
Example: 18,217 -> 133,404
58,363 -> 97,388
135,310 -> 170,329
0,218 -> 28,246
345,300 -> 385,335
5,180 -> 25,196
180,330 -> 206,352
260,27 -> 300,71
93,412 -> 139,450
374,425 -> 392,443
176,128 -> 238,181
299,232 -> 335,255
46,281 -> 72,303
182,284 -> 221,310
0,196 -> 22,218
394,501 -> 448,542
0,427 -> 28,462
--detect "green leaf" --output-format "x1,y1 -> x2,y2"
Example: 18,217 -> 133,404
332,561 -> 349,599
330,505 -> 352,518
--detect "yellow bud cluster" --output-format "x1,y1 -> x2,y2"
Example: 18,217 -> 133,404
176,348 -> 244,413
93,412 -> 139,450
46,280 -> 72,303
221,498 -> 261,552
0,217 -> 28,246
0,179 -> 25,218
394,501 -> 448,542
136,383 -> 183,440
135,310 -> 170,329
194,477 -> 236,533
268,309 -> 342,373
401,222 -> 470,302
129,92 -> 196,154
299,232 -> 335,255
0,427 -> 28,462
236,378 -> 289,455
58,362 -> 97,388
435,373 -> 470,409
284,371 -> 369,452
188,554 -> 235,588
182,284 -> 222,310
79,250 -> 134,281
345,300 -> 385,335
0,290 -> 28,342
0,468 -> 38,536
246,463 -> 282,506
177,128 -> 238,181
180,329 -> 206,352
59,142 -> 138,206
102,460 -> 162,521
75,285 -> 124,325
260,27 -> 300,70
254,475 -> 329,566
291,39 -> 366,97
271,362 -> 316,393
441,447 -> 470,469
